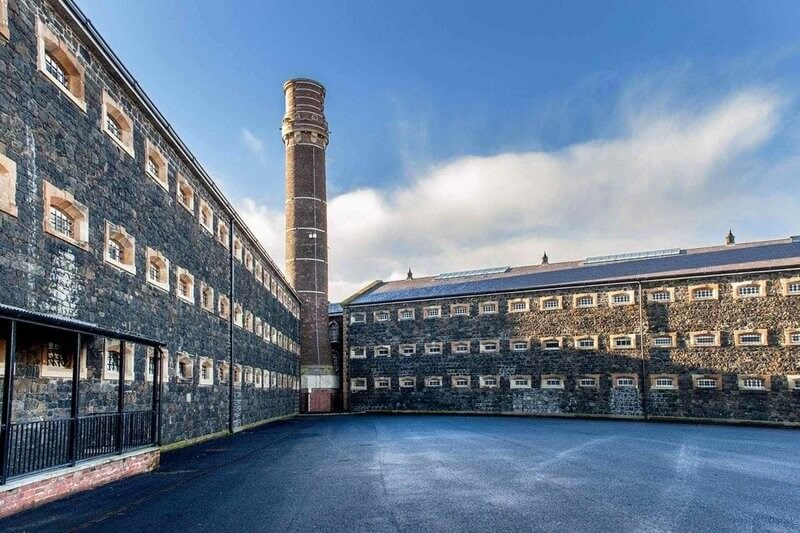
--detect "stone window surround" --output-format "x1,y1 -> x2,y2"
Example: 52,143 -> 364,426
577,374 -> 601,389
399,376 -> 416,389
374,377 -> 391,389
689,330 -> 722,347
478,301 -> 499,315
101,340 -> 134,381
244,249 -> 254,271
539,337 -> 563,350
650,374 -> 679,390
175,266 -> 195,305
650,332 -> 678,348
199,282 -> 214,313
786,374 -> 800,392
785,329 -> 800,346
737,374 -> 771,391
233,364 -> 242,387
217,220 -> 230,248
541,374 -> 566,390
233,303 -> 243,328
422,305 -> 442,319
397,307 -> 415,321
780,277 -> 800,296
451,375 -> 471,389
254,317 -> 263,337
450,303 -> 470,316
573,293 -> 597,308
198,198 -> 214,234
218,294 -> 230,320
731,280 -> 767,300
351,377 -> 367,391
399,344 -> 416,356
450,340 -> 471,354
103,221 -> 136,275
39,343 -> 88,379
574,335 -> 599,351
254,367 -> 263,388
609,333 -> 637,350
145,140 -> 169,191
646,287 -> 675,303
145,247 -> 170,292
510,375 -> 532,389
0,151 -> 18,217
608,289 -> 635,307
176,352 -> 194,382
1,0 -> 8,40
479,339 -> 500,353
43,180 -> 89,250
198,357 -> 214,386
507,297 -> 530,313
479,375 -> 500,388
539,295 -> 563,311
36,19 -> 86,111
424,376 -> 443,388
691,374 -> 722,390
350,312 -> 366,324
262,369 -> 270,388
176,175 -> 195,212
349,346 -> 366,359
101,90 -> 135,157
374,310 -> 390,322
733,328 -> 768,347
254,262 -> 263,282
144,347 -> 169,382
611,373 -> 639,389
510,338 -> 530,352
233,237 -> 243,261
374,345 -> 391,357
243,365 -> 253,385
688,283 -> 719,301
424,342 -> 443,355
244,310 -> 253,332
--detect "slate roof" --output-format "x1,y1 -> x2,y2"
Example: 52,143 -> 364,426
347,236 -> 800,306
328,303 -> 343,315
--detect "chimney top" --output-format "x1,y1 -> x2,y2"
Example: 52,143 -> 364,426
726,230 -> 735,246
542,252 -> 549,265
407,268 -> 413,280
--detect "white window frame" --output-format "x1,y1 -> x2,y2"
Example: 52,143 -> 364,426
733,329 -> 767,347
451,376 -> 471,389
651,374 -> 678,390
612,374 -> 638,389
646,288 -> 675,303
479,375 -> 499,389
399,377 -> 416,389
424,376 -> 443,388
398,308 -> 415,321
689,284 -> 719,301
510,339 -> 530,352
374,345 -> 391,358
351,378 -> 367,392
451,341 -> 471,355
176,353 -> 194,383
577,376 -> 599,389
399,344 -> 417,356
574,336 -> 598,351
374,377 -> 391,390
541,375 -> 565,390
781,277 -> 800,296
785,330 -> 800,346
479,340 -> 500,354
374,310 -> 390,322
350,312 -> 366,324
689,331 -> 721,348
609,334 -> 637,350
651,333 -> 677,348
608,290 -> 635,307
478,301 -> 498,315
424,342 -> 443,355
198,357 -> 214,386
732,280 -> 766,300
349,346 -> 367,359
573,293 -> 597,309
738,375 -> 769,391
540,337 -> 563,351
450,304 -> 470,317
539,296 -> 563,311
507,298 -> 530,313
423,306 -> 442,319
693,375 -> 721,390
509,375 -> 532,389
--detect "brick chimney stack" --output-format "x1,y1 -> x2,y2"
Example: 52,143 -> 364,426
282,78 -> 336,412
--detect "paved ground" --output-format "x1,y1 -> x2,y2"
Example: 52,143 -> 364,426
2,414 -> 800,532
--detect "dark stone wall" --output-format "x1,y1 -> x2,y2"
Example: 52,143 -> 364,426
0,0 -> 300,444
345,273 -> 800,425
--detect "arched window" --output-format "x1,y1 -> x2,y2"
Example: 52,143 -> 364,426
233,304 -> 243,327
49,205 -> 73,238
145,247 -> 170,292
177,177 -> 195,211
101,91 -> 134,156
45,51 -> 68,87
219,295 -> 230,319
37,20 -> 86,110
177,353 -> 193,382
329,321 -> 339,343
145,141 -> 169,190
104,222 -> 136,274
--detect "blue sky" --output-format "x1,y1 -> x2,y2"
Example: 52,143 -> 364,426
78,0 -> 800,300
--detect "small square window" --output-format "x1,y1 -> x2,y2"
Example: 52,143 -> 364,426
479,375 -> 499,388
0,152 -> 18,217
423,306 -> 441,319
198,357 -> 214,386
425,376 -> 443,388
145,141 -> 169,190
479,340 -> 499,353
399,377 -> 416,389
43,180 -> 89,249
101,91 -> 135,157
146,247 -> 170,292
176,267 -> 195,305
374,345 -> 391,357
399,344 -> 416,356
451,342 -> 470,355
350,346 -> 366,359
176,353 -> 194,382
479,302 -> 498,315
351,378 -> 367,391
425,343 -> 443,355
738,375 -> 769,391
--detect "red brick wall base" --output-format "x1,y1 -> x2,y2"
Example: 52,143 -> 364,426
0,448 -> 160,518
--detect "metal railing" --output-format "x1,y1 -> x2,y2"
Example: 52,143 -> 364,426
2,410 -> 155,479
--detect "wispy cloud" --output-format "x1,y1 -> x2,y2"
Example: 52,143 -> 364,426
241,128 -> 268,166
238,86 -> 797,302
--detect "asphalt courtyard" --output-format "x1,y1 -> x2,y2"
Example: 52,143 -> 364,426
2,414 -> 799,532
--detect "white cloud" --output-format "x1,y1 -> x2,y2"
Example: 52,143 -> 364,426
237,87 -> 798,302
241,128 -> 267,166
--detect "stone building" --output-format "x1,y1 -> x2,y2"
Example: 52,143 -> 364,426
0,0 -> 301,479
342,236 -> 800,425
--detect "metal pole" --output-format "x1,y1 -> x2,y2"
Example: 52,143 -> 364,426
68,332 -> 81,466
151,346 -> 162,446
229,218 -> 235,434
0,320 -> 17,484
117,340 -> 126,454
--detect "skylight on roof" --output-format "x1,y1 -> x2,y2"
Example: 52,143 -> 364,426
584,248 -> 683,265
435,266 -> 510,280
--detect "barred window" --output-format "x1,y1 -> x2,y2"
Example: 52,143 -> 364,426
350,346 -> 366,358
107,239 -> 123,263
423,306 -> 441,318
179,278 -> 190,298
542,298 -> 560,309
612,336 -> 634,349
790,332 -> 800,345
616,377 -> 635,387
425,343 -> 443,355
578,377 -> 597,388
511,341 -> 529,352
452,305 -> 469,316
350,313 -> 366,324
374,346 -> 390,357
576,296 -> 594,308
375,311 -> 390,322
452,342 -> 470,354
738,333 -> 763,345
45,52 -> 68,86
375,377 -> 391,389
399,377 -> 416,388
737,285 -> 761,297
511,377 -> 531,388
693,334 -> 717,346
329,321 -> 339,342
696,378 -> 718,389
106,349 -> 120,373
788,282 -> 800,295
146,157 -> 158,178
653,336 -> 674,347
741,378 -> 765,390
611,293 -> 631,304
425,377 -> 442,388
654,377 -> 675,388
46,342 -> 68,368
480,302 -> 498,314
650,291 -> 671,302
576,338 -> 596,349
49,206 -> 73,238
693,288 -> 714,300
351,378 -> 367,391
399,344 -> 416,356
106,114 -> 123,141
480,376 -> 498,388
542,339 -> 561,350
149,263 -> 160,282
399,309 -> 414,320
453,377 -> 470,388
479,341 -> 498,353
543,377 -> 563,388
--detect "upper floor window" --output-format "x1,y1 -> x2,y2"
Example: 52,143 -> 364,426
374,345 -> 390,357
479,301 -> 498,315
452,341 -> 470,354
508,298 -> 529,313
399,344 -> 416,356
610,334 -> 636,350
479,376 -> 499,388
103,222 -> 136,275
541,376 -> 565,389
690,331 -> 720,347
578,376 -> 598,388
575,336 -> 598,350
541,337 -> 562,351
350,312 -> 366,324
786,330 -> 800,346
1,0 -> 9,40
146,250 -> 169,291
734,330 -> 766,347
452,376 -> 471,388
143,142 -> 169,191
424,376 -> 443,388
350,378 -> 367,392
176,353 -> 194,382
733,281 -> 765,299
614,375 -> 637,388
200,283 -> 214,313
43,181 -> 89,249
652,375 -> 677,390
423,306 -> 441,319
479,340 -> 499,353
176,267 -> 195,304
689,284 -> 718,301
540,296 -> 562,310
374,377 -> 391,389
101,91 -> 134,157
425,343 -> 443,355
739,376 -> 767,391
217,221 -> 230,248
375,310 -> 390,322
510,375 -> 532,389
574,294 -> 596,308
609,290 -> 634,306
695,377 -> 720,389
350,346 -> 366,359
647,288 -> 674,303
218,294 -> 230,320
233,237 -> 243,262
511,339 -> 529,352
652,334 -> 675,348
782,278 -> 800,296
398,308 -> 415,321
399,377 -> 416,388
177,176 -> 195,212
198,199 -> 214,234
451,304 -> 469,316
329,321 -> 339,343
37,20 -> 86,111
0,152 -> 18,218
244,250 -> 254,271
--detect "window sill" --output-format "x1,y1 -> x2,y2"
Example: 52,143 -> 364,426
44,226 -> 90,251
177,294 -> 195,305
146,279 -> 170,293
39,69 -> 87,112
104,129 -> 135,159
104,256 -> 136,276
147,170 -> 169,192
0,200 -> 18,218
40,365 -> 88,379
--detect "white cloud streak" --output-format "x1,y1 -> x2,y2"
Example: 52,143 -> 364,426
241,128 -> 267,166
237,87 -> 797,302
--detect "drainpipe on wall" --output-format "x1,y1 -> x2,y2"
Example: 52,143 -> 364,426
229,218 -> 235,434
637,281 -> 648,420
